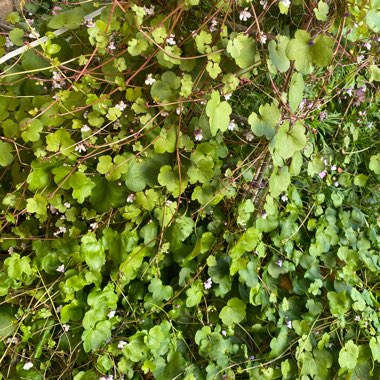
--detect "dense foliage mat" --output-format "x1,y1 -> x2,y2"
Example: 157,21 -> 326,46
0,0 -> 379,378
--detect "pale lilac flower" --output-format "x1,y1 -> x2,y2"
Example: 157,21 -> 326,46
81,124 -> 91,133
75,143 -> 86,153
166,34 -> 176,46
108,41 -> 116,50
52,71 -> 65,89
62,324 -> 70,332
145,74 -> 156,85
245,132 -> 254,142
364,41 -> 371,50
194,129 -> 203,141
204,278 -> 212,289
249,355 -> 255,360
143,5 -> 155,16
26,19 -> 34,25
116,101 -> 127,111
228,120 -> 237,131
209,18 -> 218,32
85,18 -> 94,28
357,55 -> 364,63
118,340 -> 127,349
107,310 -> 116,319
5,37 -> 13,48
286,320 -> 292,328
281,0 -> 291,6
239,8 -> 252,21
23,362 -> 33,370
277,259 -> 283,267
56,264 -> 65,273
127,194 -> 135,203
318,170 -> 327,179
259,31 -> 267,44
52,6 -> 62,15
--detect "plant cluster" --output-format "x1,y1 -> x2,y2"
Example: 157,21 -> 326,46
0,0 -> 379,379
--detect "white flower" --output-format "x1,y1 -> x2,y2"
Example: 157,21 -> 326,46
228,120 -> 237,131
145,74 -> 156,85
277,259 -> 283,267
56,264 -> 65,273
176,106 -> 183,115
75,143 -> 87,153
204,278 -> 212,289
354,315 -> 361,321
357,55 -> 364,63
118,340 -> 127,349
5,37 -> 13,48
116,101 -> 127,111
260,0 -> 268,8
334,181 -> 339,187
52,71 -> 65,89
23,362 -> 33,370
281,0 -> 291,7
127,194 -> 135,203
53,226 -> 67,236
261,212 -> 267,219
224,93 -> 232,100
286,320 -> 292,328
259,31 -> 267,44
318,170 -> 327,179
56,305 -> 63,313
364,41 -> 371,50
6,336 -> 19,344
107,310 -> 116,319
89,222 -> 98,230
245,132 -> 254,142
281,194 -> 288,202
62,324 -> 70,332
194,129 -> 203,141
28,31 -> 40,39
239,8 -> 252,21
330,165 -> 337,171
108,41 -> 116,50
81,124 -> 91,132
191,30 -> 198,38
166,34 -> 176,46
64,202 -> 71,208
221,330 -> 227,336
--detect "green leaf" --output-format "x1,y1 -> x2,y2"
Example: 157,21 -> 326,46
9,28 -> 24,46
82,320 -> 112,352
0,141 -> 14,167
219,298 -> 246,325
81,234 -> 106,271
269,166 -> 291,197
186,282 -> 203,307
206,91 -> 232,136
154,125 -> 177,154
27,169 -> 50,191
148,278 -> 173,301
286,30 -> 313,74
369,154 -> 380,174
370,337 -> 380,362
327,291 -> 352,317
309,35 -> 334,67
20,119 -> 43,143
366,8 -> 380,32
26,194 -> 48,217
289,72 -> 304,112
314,1 -> 329,21
339,340 -> 359,370
248,103 -> 281,140
227,34 -> 256,69
0,309 -> 17,338
157,165 -> 187,197
369,65 -> 380,82
274,121 -> 307,160
151,71 -> 180,102
268,36 -> 290,73
269,327 -> 288,358
46,129 -> 75,156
